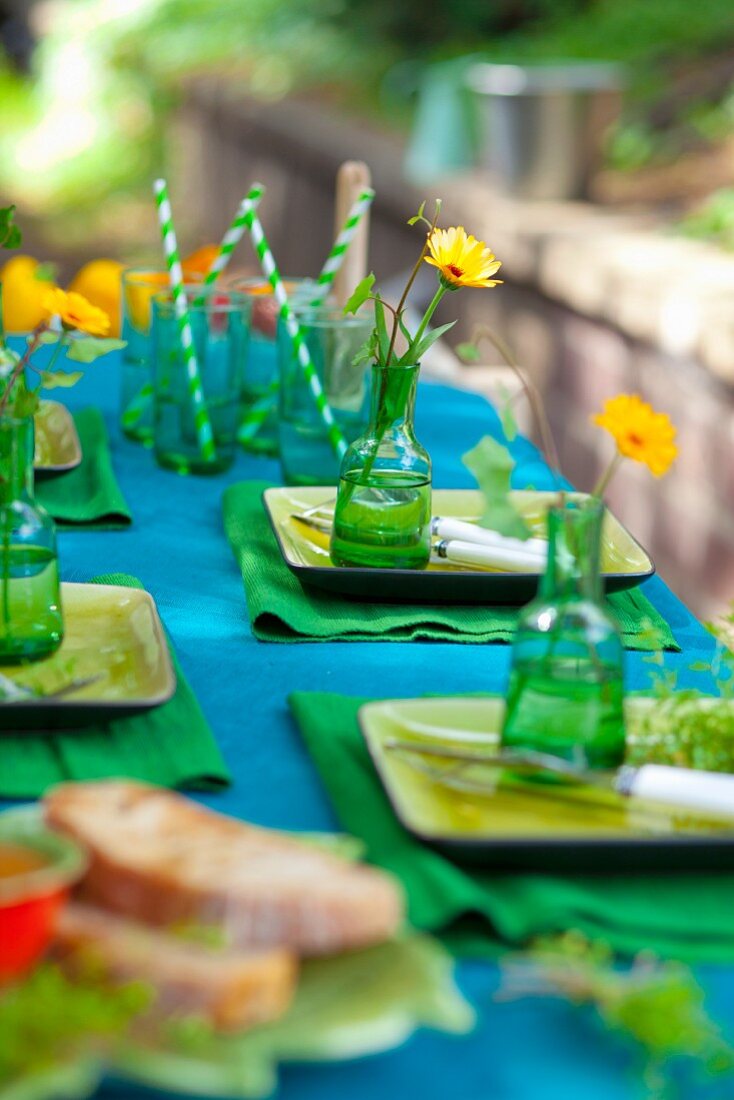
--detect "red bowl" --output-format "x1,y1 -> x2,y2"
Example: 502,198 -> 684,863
0,811 -> 87,982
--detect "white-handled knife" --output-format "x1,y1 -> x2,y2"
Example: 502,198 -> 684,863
385,739 -> 734,818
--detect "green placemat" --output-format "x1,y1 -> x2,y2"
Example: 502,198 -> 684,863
290,690 -> 734,963
0,574 -> 231,799
37,408 -> 132,528
224,480 -> 678,650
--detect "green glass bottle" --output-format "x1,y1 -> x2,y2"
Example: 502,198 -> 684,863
330,363 -> 431,570
501,497 -> 625,769
0,415 -> 63,662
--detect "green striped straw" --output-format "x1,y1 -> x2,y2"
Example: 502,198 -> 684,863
194,186 -> 265,304
122,189 -> 265,430
240,182 -> 349,460
121,379 -> 155,431
153,178 -> 215,461
238,186 -> 375,446
237,378 -> 279,444
310,187 -> 375,306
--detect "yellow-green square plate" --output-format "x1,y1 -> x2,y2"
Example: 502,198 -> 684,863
264,487 -> 654,605
34,400 -> 82,476
0,583 -> 176,730
358,695 -> 734,873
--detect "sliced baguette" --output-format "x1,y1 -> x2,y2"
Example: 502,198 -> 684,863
55,902 -> 296,1032
44,781 -> 404,957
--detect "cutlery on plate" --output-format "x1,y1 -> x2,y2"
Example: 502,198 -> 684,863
384,738 -> 734,818
431,538 -> 545,573
430,516 -> 546,558
291,512 -> 332,534
44,675 -> 104,700
291,510 -> 550,572
0,673 -> 103,703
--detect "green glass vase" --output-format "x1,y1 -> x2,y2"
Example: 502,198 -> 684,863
501,497 -> 625,769
330,363 -> 431,570
0,415 -> 63,662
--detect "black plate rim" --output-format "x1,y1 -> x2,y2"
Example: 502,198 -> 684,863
262,487 -> 656,595
356,701 -> 734,866
0,584 -> 177,729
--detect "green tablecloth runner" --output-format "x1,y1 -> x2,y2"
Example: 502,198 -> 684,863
0,574 -> 231,799
224,480 -> 678,650
37,408 -> 132,528
290,690 -> 734,963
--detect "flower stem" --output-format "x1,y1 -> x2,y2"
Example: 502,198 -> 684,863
385,201 -> 442,365
592,452 -> 623,499
469,324 -> 563,497
0,323 -> 48,418
44,336 -> 67,376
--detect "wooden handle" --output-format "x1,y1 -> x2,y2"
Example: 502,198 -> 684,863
333,160 -> 372,308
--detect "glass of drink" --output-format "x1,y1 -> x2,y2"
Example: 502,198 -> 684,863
119,268 -> 172,445
235,278 -> 323,457
151,287 -> 251,475
277,305 -> 373,486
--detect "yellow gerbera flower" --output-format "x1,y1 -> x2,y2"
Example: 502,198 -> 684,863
424,226 -> 503,290
44,287 -> 110,337
593,394 -> 677,477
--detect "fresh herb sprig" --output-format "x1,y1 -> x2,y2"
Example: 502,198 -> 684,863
626,616 -> 734,772
0,963 -> 151,1086
498,932 -> 734,1099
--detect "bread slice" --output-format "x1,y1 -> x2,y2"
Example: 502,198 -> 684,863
44,781 -> 404,957
54,902 -> 296,1032
55,902 -> 296,1032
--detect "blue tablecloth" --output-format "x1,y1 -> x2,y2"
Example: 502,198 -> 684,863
13,351 -> 733,1100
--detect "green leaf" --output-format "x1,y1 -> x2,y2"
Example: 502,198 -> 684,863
407,199 -> 427,226
31,331 -> 60,347
462,435 -> 532,540
456,341 -> 481,363
113,932 -> 473,1099
0,205 -> 21,250
404,320 -> 456,364
40,370 -> 83,389
397,312 -> 413,348
66,337 -> 126,364
351,332 -> 378,370
343,274 -> 375,316
3,225 -> 21,250
0,345 -> 19,372
497,386 -> 519,442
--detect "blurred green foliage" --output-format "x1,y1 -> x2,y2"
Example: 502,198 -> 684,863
1,0 -> 734,236
680,188 -> 734,251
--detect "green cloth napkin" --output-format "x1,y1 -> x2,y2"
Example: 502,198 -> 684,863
0,574 -> 231,799
36,408 -> 132,528
290,691 -> 734,963
224,480 -> 678,650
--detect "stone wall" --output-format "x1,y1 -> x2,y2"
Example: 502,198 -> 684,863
178,80 -> 734,620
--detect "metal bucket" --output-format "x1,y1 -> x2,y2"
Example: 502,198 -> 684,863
467,61 -> 624,201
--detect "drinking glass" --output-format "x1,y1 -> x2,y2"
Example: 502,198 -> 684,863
277,306 -> 373,486
235,277 -> 322,457
119,268 -> 170,445
151,287 -> 251,475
